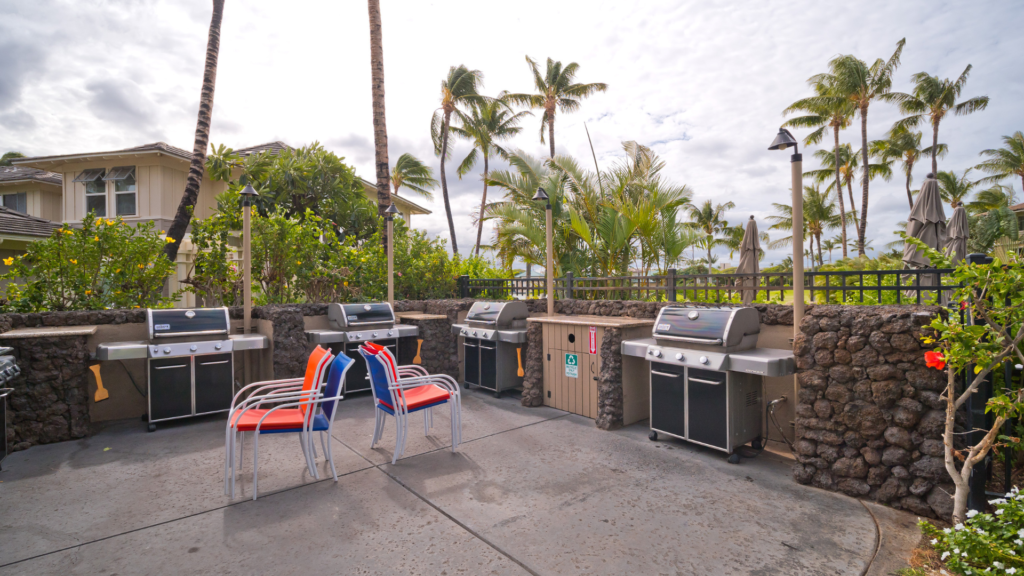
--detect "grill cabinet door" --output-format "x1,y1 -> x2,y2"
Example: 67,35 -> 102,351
343,343 -> 370,393
479,341 -> 497,390
0,393 -> 8,467
686,368 -> 728,450
464,338 -> 480,385
194,353 -> 233,414
149,357 -> 193,421
650,362 -> 685,438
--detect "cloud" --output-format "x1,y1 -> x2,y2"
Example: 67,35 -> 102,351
0,108 -> 36,131
0,41 -> 47,110
85,79 -> 158,131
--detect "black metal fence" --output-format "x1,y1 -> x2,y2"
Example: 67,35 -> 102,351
459,267 -> 961,305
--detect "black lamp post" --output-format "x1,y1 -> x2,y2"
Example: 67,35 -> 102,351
385,202 -> 399,306
768,128 -> 804,337
239,184 -> 259,335
533,187 -> 554,316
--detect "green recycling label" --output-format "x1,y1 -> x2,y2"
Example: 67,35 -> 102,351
564,353 -> 578,378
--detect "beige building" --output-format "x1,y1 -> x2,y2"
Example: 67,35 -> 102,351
0,166 -> 63,276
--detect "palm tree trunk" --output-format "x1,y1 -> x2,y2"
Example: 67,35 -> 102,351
706,240 -> 713,275
905,165 -> 914,208
438,111 -> 459,254
816,234 -> 823,269
474,155 -> 488,256
931,121 -> 940,174
846,179 -> 858,230
164,0 -> 224,261
857,107 -> 870,256
833,127 -> 848,259
368,0 -> 391,237
548,116 -> 556,159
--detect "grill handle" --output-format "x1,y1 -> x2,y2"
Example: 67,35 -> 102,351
154,364 -> 188,370
198,360 -> 230,366
653,334 -> 724,345
650,370 -> 679,378
689,377 -> 723,385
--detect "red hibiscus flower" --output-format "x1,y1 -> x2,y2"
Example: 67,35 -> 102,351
924,351 -> 946,371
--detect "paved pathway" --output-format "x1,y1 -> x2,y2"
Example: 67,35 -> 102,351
0,392 -> 918,575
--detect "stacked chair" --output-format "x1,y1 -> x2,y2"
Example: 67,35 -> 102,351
358,342 -> 462,464
224,345 -> 353,500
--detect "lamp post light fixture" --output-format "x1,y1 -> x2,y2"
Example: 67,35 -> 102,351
385,202 -> 399,306
239,184 -> 259,335
768,127 -> 804,338
532,187 -> 554,316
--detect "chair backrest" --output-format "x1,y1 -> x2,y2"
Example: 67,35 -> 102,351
358,346 -> 393,406
364,342 -> 399,383
300,346 -> 333,417
320,353 -> 353,420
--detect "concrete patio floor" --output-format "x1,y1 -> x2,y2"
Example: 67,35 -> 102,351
0,390 -> 921,575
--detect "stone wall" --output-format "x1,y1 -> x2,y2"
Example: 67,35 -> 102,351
790,305 -> 952,519
596,327 -> 624,430
521,322 -> 544,407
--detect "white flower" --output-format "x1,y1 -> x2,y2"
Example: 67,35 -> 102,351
941,551 -> 950,560
968,509 -> 979,518
996,509 -> 1005,515
961,551 -> 967,557
989,498 -> 1007,505
1011,551 -> 1017,556
1019,529 -> 1024,538
994,562 -> 1004,569
955,523 -> 965,531
1009,569 -> 1018,575
944,528 -> 952,534
1015,539 -> 1023,546
954,548 -> 961,554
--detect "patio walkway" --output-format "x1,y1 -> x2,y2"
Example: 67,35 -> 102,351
0,391 -> 920,575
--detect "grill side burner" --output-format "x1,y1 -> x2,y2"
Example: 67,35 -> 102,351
305,302 -> 419,395
452,301 -> 529,397
622,304 -> 795,460
94,307 -> 267,432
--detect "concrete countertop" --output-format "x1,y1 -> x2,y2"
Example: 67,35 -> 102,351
395,312 -> 448,321
0,325 -> 100,339
527,315 -> 654,328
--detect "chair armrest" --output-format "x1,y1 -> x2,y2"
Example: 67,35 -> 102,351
231,378 -> 303,406
251,391 -> 345,432
397,365 -> 429,377
391,373 -> 460,393
232,388 -> 319,414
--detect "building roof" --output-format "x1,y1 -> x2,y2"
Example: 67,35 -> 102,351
235,141 -> 292,157
0,205 -> 61,238
358,178 -> 431,216
0,166 -> 62,186
13,142 -> 192,168
1010,202 -> 1024,212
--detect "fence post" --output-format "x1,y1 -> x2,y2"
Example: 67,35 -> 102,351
564,272 -> 575,300
458,275 -> 469,299
666,269 -> 677,302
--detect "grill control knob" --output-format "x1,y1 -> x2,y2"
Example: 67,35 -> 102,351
688,311 -> 699,320
163,347 -> 171,354
388,330 -> 393,336
675,353 -> 683,360
190,345 -> 198,352
648,350 -> 654,355
373,332 -> 378,338
356,333 -> 362,339
215,343 -> 222,350
699,355 -> 709,365
652,350 -> 662,358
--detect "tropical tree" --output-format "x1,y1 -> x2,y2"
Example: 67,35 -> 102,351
430,65 -> 486,254
935,168 -> 979,208
687,199 -> 735,274
869,127 -> 947,208
451,98 -> 530,255
888,65 -> 990,174
506,56 -> 607,158
975,131 -> 1024,192
367,0 -> 392,230
784,75 -> 855,258
165,0 -> 226,261
816,38 -> 905,256
805,144 -> 893,233
821,238 -> 840,263
0,152 -> 25,166
767,185 -> 840,269
390,153 -> 437,200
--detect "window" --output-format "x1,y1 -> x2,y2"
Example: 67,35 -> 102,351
2,193 -> 27,214
74,168 -> 107,217
106,166 -> 137,216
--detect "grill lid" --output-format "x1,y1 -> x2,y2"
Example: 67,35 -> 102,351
652,305 -> 760,349
464,301 -> 528,329
148,307 -> 230,339
328,302 -> 396,330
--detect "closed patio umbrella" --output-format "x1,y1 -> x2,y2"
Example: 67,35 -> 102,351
736,216 -> 760,304
902,174 -> 947,295
944,202 -> 969,265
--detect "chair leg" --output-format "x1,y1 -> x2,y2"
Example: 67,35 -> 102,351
224,425 -> 232,496
310,432 -> 319,460
423,409 -> 429,435
371,410 -> 381,447
320,431 -> 328,462
252,433 -> 259,501
392,416 -> 402,465
326,433 -> 338,481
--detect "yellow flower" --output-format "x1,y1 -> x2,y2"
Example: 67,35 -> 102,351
114,268 -> 120,273
94,236 -> 100,242
85,290 -> 92,295
96,218 -> 103,225
296,261 -> 302,265
2,257 -> 13,266
63,229 -> 73,235
165,237 -> 176,243
160,230 -> 165,234
138,264 -> 145,269
69,259 -> 77,264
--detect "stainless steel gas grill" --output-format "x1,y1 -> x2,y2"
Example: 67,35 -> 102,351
0,346 -> 20,470
95,308 -> 267,432
621,305 -> 795,462
305,302 -> 418,395
451,301 -> 529,397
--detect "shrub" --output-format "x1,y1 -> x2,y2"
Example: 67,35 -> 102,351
1,215 -> 177,311
921,487 -> 1024,575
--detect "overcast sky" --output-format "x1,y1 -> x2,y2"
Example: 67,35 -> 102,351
2,0 -> 1022,266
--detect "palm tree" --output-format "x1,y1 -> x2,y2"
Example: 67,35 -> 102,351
967,183 -> 1019,214
870,127 -> 947,208
975,131 -> 1024,192
821,238 -> 839,263
767,185 -> 840,269
165,0 -> 225,261
888,66 -> 990,174
687,200 -> 735,274
390,153 -> 437,200
784,75 -> 855,258
367,0 -> 391,227
431,65 -> 486,254
451,98 -> 530,255
935,168 -> 979,208
506,57 -> 607,158
804,144 -> 892,234
820,38 -> 905,256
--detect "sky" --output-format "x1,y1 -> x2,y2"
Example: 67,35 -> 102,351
2,0 -> 1022,267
